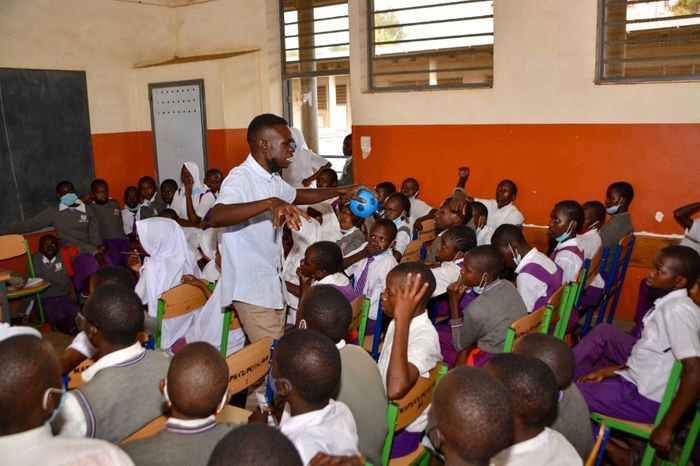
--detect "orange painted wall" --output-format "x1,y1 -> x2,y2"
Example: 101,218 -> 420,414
353,123 -> 700,320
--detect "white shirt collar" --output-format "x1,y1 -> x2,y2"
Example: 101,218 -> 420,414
340,226 -> 359,236
82,342 -> 145,383
514,247 -> 540,273
316,273 -> 350,287
166,415 -> 216,429
42,255 -> 56,267
58,199 -> 86,213
501,428 -> 549,456
245,154 -> 275,182
651,288 -> 688,309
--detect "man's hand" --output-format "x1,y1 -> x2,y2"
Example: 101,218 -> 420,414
458,166 -> 470,180
340,184 -> 378,204
450,189 -> 469,216
269,198 -> 311,230
577,365 -> 622,383
127,250 -> 142,273
393,272 -> 429,323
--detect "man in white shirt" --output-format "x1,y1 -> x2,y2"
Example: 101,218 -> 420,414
454,166 -> 524,228
487,353 -> 582,466
0,335 -> 133,466
268,329 -> 359,465
210,114 -> 368,343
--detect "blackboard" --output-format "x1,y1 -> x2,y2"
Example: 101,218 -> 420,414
0,68 -> 94,230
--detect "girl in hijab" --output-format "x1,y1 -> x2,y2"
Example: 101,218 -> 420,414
171,161 -> 216,227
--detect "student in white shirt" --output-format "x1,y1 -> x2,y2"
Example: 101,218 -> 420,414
454,166 -> 524,228
0,335 -> 133,466
400,177 -> 435,227
121,186 -> 141,238
675,201 -> 700,254
382,192 -> 413,261
264,329 -> 359,465
487,353 -> 582,466
547,200 -> 585,284
209,114 -> 367,344
431,225 -> 477,297
282,126 -> 331,189
425,366 -> 514,466
378,262 -> 442,458
344,219 -> 399,327
472,201 -> 495,246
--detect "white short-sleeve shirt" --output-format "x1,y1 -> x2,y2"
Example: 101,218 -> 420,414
345,250 -> 397,319
377,311 -> 442,432
408,197 -> 434,225
431,259 -> 462,297
492,427 -> 582,466
551,238 -> 584,284
515,248 -> 560,313
394,219 -> 412,255
476,198 -> 524,228
216,155 -> 297,308
621,288 -> 700,403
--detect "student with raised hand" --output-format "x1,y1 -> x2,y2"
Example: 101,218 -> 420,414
675,200 -> 700,254
6,180 -> 107,294
599,181 -> 635,249
298,285 -> 387,466
58,284 -> 171,442
454,166 -> 524,228
138,176 -> 167,219
487,353 -> 582,466
123,342 -> 237,466
260,329 -> 359,465
86,178 -> 132,266
447,246 -> 527,367
0,335 -> 134,466
171,162 -> 216,229
208,424 -> 302,466
400,177 -> 435,227
209,114 -> 371,345
425,366 -> 514,466
491,224 -> 563,313
379,263 -> 442,458
574,246 -> 700,465
514,333 -> 594,460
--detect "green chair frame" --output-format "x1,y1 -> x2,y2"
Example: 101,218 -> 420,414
591,360 -> 700,466
0,235 -> 49,325
356,297 -> 371,348
503,305 -> 553,353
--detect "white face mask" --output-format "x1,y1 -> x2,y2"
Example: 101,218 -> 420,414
509,243 -> 522,266
42,387 -> 66,428
472,272 -> 488,295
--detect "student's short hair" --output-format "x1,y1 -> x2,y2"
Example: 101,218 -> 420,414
275,329 -> 341,404
124,185 -> 139,196
372,218 -> 398,241
441,197 -> 473,225
318,167 -> 338,184
246,113 -> 289,147
91,178 -> 108,191
160,179 -> 178,191
376,181 -> 397,194
465,245 -> 503,278
84,284 -> 144,345
402,177 -> 419,190
0,335 -> 60,435
443,225 -> 477,253
514,333 -> 574,390
300,285 -> 352,343
553,200 -> 584,228
582,200 -> 606,223
208,424 -> 302,466
55,180 -> 74,193
308,241 -> 344,275
159,208 -> 179,221
168,342 -> 228,418
39,234 -> 57,247
205,168 -> 223,178
386,192 -> 411,214
138,176 -> 156,187
471,201 -> 489,220
491,224 -> 526,248
433,366 -> 514,464
343,133 -> 352,143
387,262 -> 437,307
500,179 -> 518,196
660,245 -> 700,287
608,181 -> 634,204
92,266 -> 135,290
488,353 -> 558,429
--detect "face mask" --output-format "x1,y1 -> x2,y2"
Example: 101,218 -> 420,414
555,222 -> 574,243
43,387 -> 66,428
298,319 -> 307,330
268,371 -> 291,398
587,220 -> 600,231
472,273 -> 488,295
475,218 -> 486,235
606,200 -> 622,215
509,243 -> 522,266
126,205 -> 140,213
392,216 -> 405,227
60,193 -> 78,207
191,186 -> 202,197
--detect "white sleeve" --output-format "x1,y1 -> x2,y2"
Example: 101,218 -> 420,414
67,331 -> 97,358
394,230 -> 411,254
407,328 -> 441,378
195,192 -> 216,218
516,273 -> 547,313
553,251 -> 582,284
665,303 -> 700,360
57,392 -> 88,437
432,263 -> 460,297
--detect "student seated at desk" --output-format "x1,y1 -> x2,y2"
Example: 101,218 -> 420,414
123,342 -> 238,466
160,179 -> 178,209
425,197 -> 472,262
472,201 -> 495,246
290,241 -> 356,304
455,166 -> 524,228
431,225 -> 477,298
547,200 -> 585,285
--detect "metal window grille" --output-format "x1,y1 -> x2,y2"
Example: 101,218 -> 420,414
597,0 -> 700,83
368,0 -> 494,91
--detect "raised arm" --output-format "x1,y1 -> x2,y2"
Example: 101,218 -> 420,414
301,162 -> 332,187
293,184 -> 372,206
673,202 -> 700,230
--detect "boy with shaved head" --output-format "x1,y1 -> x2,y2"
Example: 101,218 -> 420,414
124,342 -> 237,466
209,424 -> 302,466
0,335 -> 132,465
425,366 -> 514,466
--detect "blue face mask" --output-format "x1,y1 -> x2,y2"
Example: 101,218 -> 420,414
555,222 -> 574,243
509,244 -> 522,266
606,201 -> 622,215
475,218 -> 486,236
472,273 -> 488,295
191,186 -> 202,197
126,205 -> 140,213
392,216 -> 404,227
43,387 -> 66,428
268,371 -> 291,398
60,193 -> 78,207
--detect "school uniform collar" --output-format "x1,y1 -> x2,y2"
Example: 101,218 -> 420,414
502,427 -> 550,456
496,202 -> 513,211
81,342 -> 145,383
245,154 -> 278,182
336,339 -> 347,350
340,226 -> 359,236
514,247 -> 540,273
166,415 -> 217,434
555,237 -> 578,249
316,273 -> 350,288
58,199 -> 86,213
281,400 -> 339,431
651,288 -> 688,309
41,255 -> 56,267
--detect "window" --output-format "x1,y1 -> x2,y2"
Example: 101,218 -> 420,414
280,0 -> 351,172
597,0 -> 700,83
368,0 -> 494,91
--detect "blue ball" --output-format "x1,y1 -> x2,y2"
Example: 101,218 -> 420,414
349,189 -> 378,218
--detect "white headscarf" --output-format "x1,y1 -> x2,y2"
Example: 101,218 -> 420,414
172,161 -> 205,219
